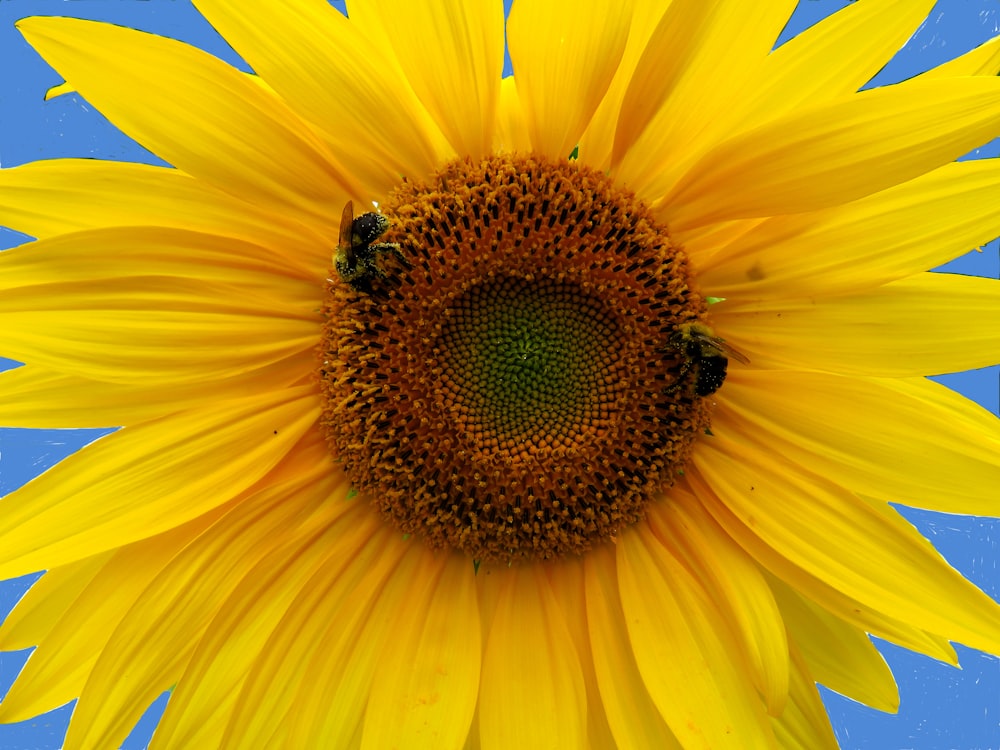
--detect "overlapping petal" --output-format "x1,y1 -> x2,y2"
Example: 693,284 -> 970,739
691,427 -> 1000,658
506,0 -> 632,159
769,576 -> 898,713
718,372 -> 1000,518
191,0 -> 450,191
16,16 -> 358,224
613,0 -> 797,194
365,0 -> 503,160
0,388 -> 319,579
478,565 -> 587,750
63,457 -> 341,750
663,78 -> 1000,230
0,160 -> 324,254
700,159 -> 1000,299
718,273 -> 1000,376
618,524 -> 777,748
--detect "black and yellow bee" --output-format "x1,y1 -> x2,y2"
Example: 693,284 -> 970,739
334,200 -> 404,293
668,322 -> 750,397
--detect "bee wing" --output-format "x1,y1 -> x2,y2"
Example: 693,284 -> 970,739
715,337 -> 751,365
339,200 -> 355,250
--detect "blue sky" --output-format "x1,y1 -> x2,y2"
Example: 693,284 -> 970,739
0,1 -> 998,748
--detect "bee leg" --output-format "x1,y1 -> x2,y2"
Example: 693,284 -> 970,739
664,357 -> 693,395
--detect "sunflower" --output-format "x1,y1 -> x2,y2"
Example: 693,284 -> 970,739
2,1 -> 1000,748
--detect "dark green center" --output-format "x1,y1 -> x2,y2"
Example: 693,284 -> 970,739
435,275 -> 622,457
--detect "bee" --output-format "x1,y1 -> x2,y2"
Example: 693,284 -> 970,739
667,322 -> 750,397
334,200 -> 404,293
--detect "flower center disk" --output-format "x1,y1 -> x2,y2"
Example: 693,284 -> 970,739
319,154 -> 711,562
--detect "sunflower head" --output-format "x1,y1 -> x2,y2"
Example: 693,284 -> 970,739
319,153 -> 717,562
2,2 -> 1000,750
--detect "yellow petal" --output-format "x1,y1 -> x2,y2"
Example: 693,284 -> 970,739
151,483 -> 361,749
771,642 -> 841,750
494,77 -> 531,154
613,0 -> 797,198
506,0 -> 632,159
0,555 -> 107,652
0,228 -> 319,384
648,495 -> 789,716
283,536 -> 423,747
737,0 -> 935,124
219,516 -> 404,747
583,543 -> 684,749
478,564 -> 586,750
541,558 -> 617,748
63,460 -> 340,750
610,0 -> 727,168
576,0 -> 670,170
0,387 -> 319,579
363,554 -> 480,750
0,159 -> 325,254
769,576 -> 899,713
17,16 -> 357,223
700,159 -> 1000,300
618,523 -> 777,749
190,0 -> 446,190
680,475 -> 959,666
0,359 -> 310,428
0,515 -> 220,722
43,79 -> 73,100
663,77 -> 1000,231
923,34 -> 1000,77
719,273 -> 1000,376
719,371 -> 1000,518
366,0 -> 503,159
690,425 -> 1000,658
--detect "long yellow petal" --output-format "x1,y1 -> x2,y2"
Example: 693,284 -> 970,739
63,462 -> 340,750
0,514 -> 221,722
367,0 -> 503,159
150,483 -> 358,750
769,576 -> 899,713
648,495 -> 790,716
541,558 -> 617,748
17,16 -> 357,223
494,77 -> 532,153
0,228 -> 319,384
700,159 -> 1000,300
613,0 -> 797,199
506,0 -> 632,159
609,0 -> 722,169
0,159 -> 324,252
681,473 -> 959,666
190,0 -> 447,190
577,0 -> 671,170
691,426 -> 1000,658
0,387 -> 319,579
771,642 -> 841,750
362,554 -> 480,750
923,34 -> 1000,77
583,544 -> 683,749
208,508 -> 392,746
718,372 -> 1000,518
737,0 -> 935,124
0,359 -> 310,428
663,77 -> 1000,230
718,273 -> 1000,376
618,523 -> 777,749
283,536 -> 423,747
478,564 -> 586,750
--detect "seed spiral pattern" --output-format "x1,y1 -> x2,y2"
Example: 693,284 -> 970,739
320,154 -> 712,562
